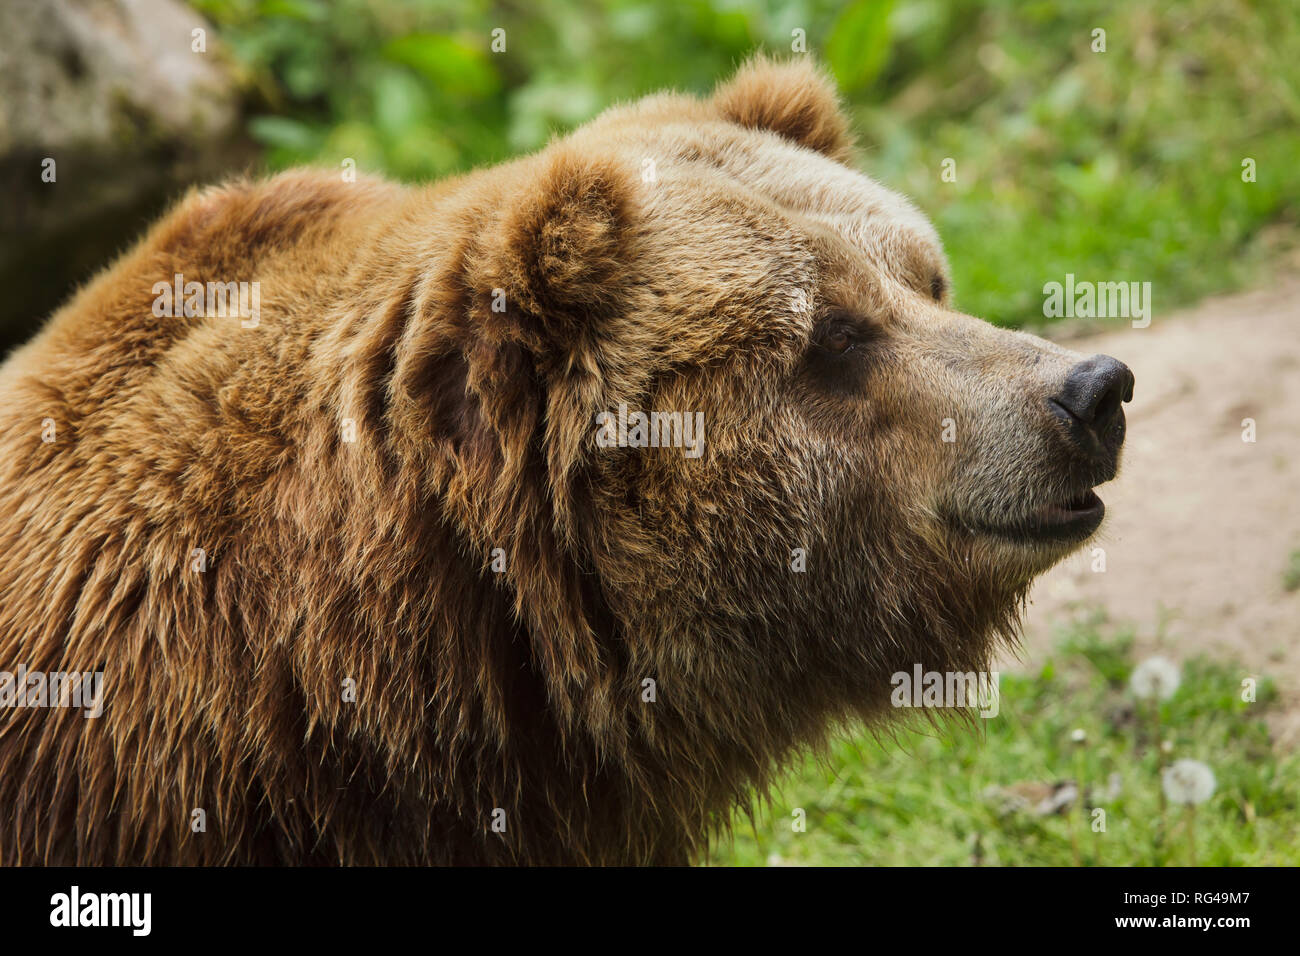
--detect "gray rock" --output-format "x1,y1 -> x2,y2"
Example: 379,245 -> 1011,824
0,0 -> 252,350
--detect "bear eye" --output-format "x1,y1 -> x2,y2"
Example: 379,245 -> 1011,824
811,311 -> 871,356
804,311 -> 878,394
823,326 -> 853,354
930,275 -> 946,301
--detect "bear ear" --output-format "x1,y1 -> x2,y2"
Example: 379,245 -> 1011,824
489,150 -> 639,354
711,55 -> 855,163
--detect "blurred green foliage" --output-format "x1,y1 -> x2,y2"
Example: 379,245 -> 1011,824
194,0 -> 1300,324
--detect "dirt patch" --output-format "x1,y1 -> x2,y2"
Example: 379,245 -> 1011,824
1001,276 -> 1300,745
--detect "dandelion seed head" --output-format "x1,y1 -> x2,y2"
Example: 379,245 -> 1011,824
1130,655 -> 1181,701
1162,759 -> 1216,805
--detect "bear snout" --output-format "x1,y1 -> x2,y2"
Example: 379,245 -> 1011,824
1047,353 -> 1134,467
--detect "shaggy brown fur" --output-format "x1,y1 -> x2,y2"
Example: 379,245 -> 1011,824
0,58 -> 1125,865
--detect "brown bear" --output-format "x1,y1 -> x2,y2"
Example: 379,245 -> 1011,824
0,57 -> 1131,865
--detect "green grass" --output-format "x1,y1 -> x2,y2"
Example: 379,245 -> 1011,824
707,620 -> 1300,866
1283,548 -> 1300,592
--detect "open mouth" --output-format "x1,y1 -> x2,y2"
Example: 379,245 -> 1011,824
973,488 -> 1106,544
1029,488 -> 1105,539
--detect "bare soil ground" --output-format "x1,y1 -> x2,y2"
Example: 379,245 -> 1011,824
1001,276 -> 1300,745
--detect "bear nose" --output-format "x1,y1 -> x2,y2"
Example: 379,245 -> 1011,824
1051,354 -> 1134,435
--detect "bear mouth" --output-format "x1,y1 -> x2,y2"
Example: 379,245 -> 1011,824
972,488 -> 1106,544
